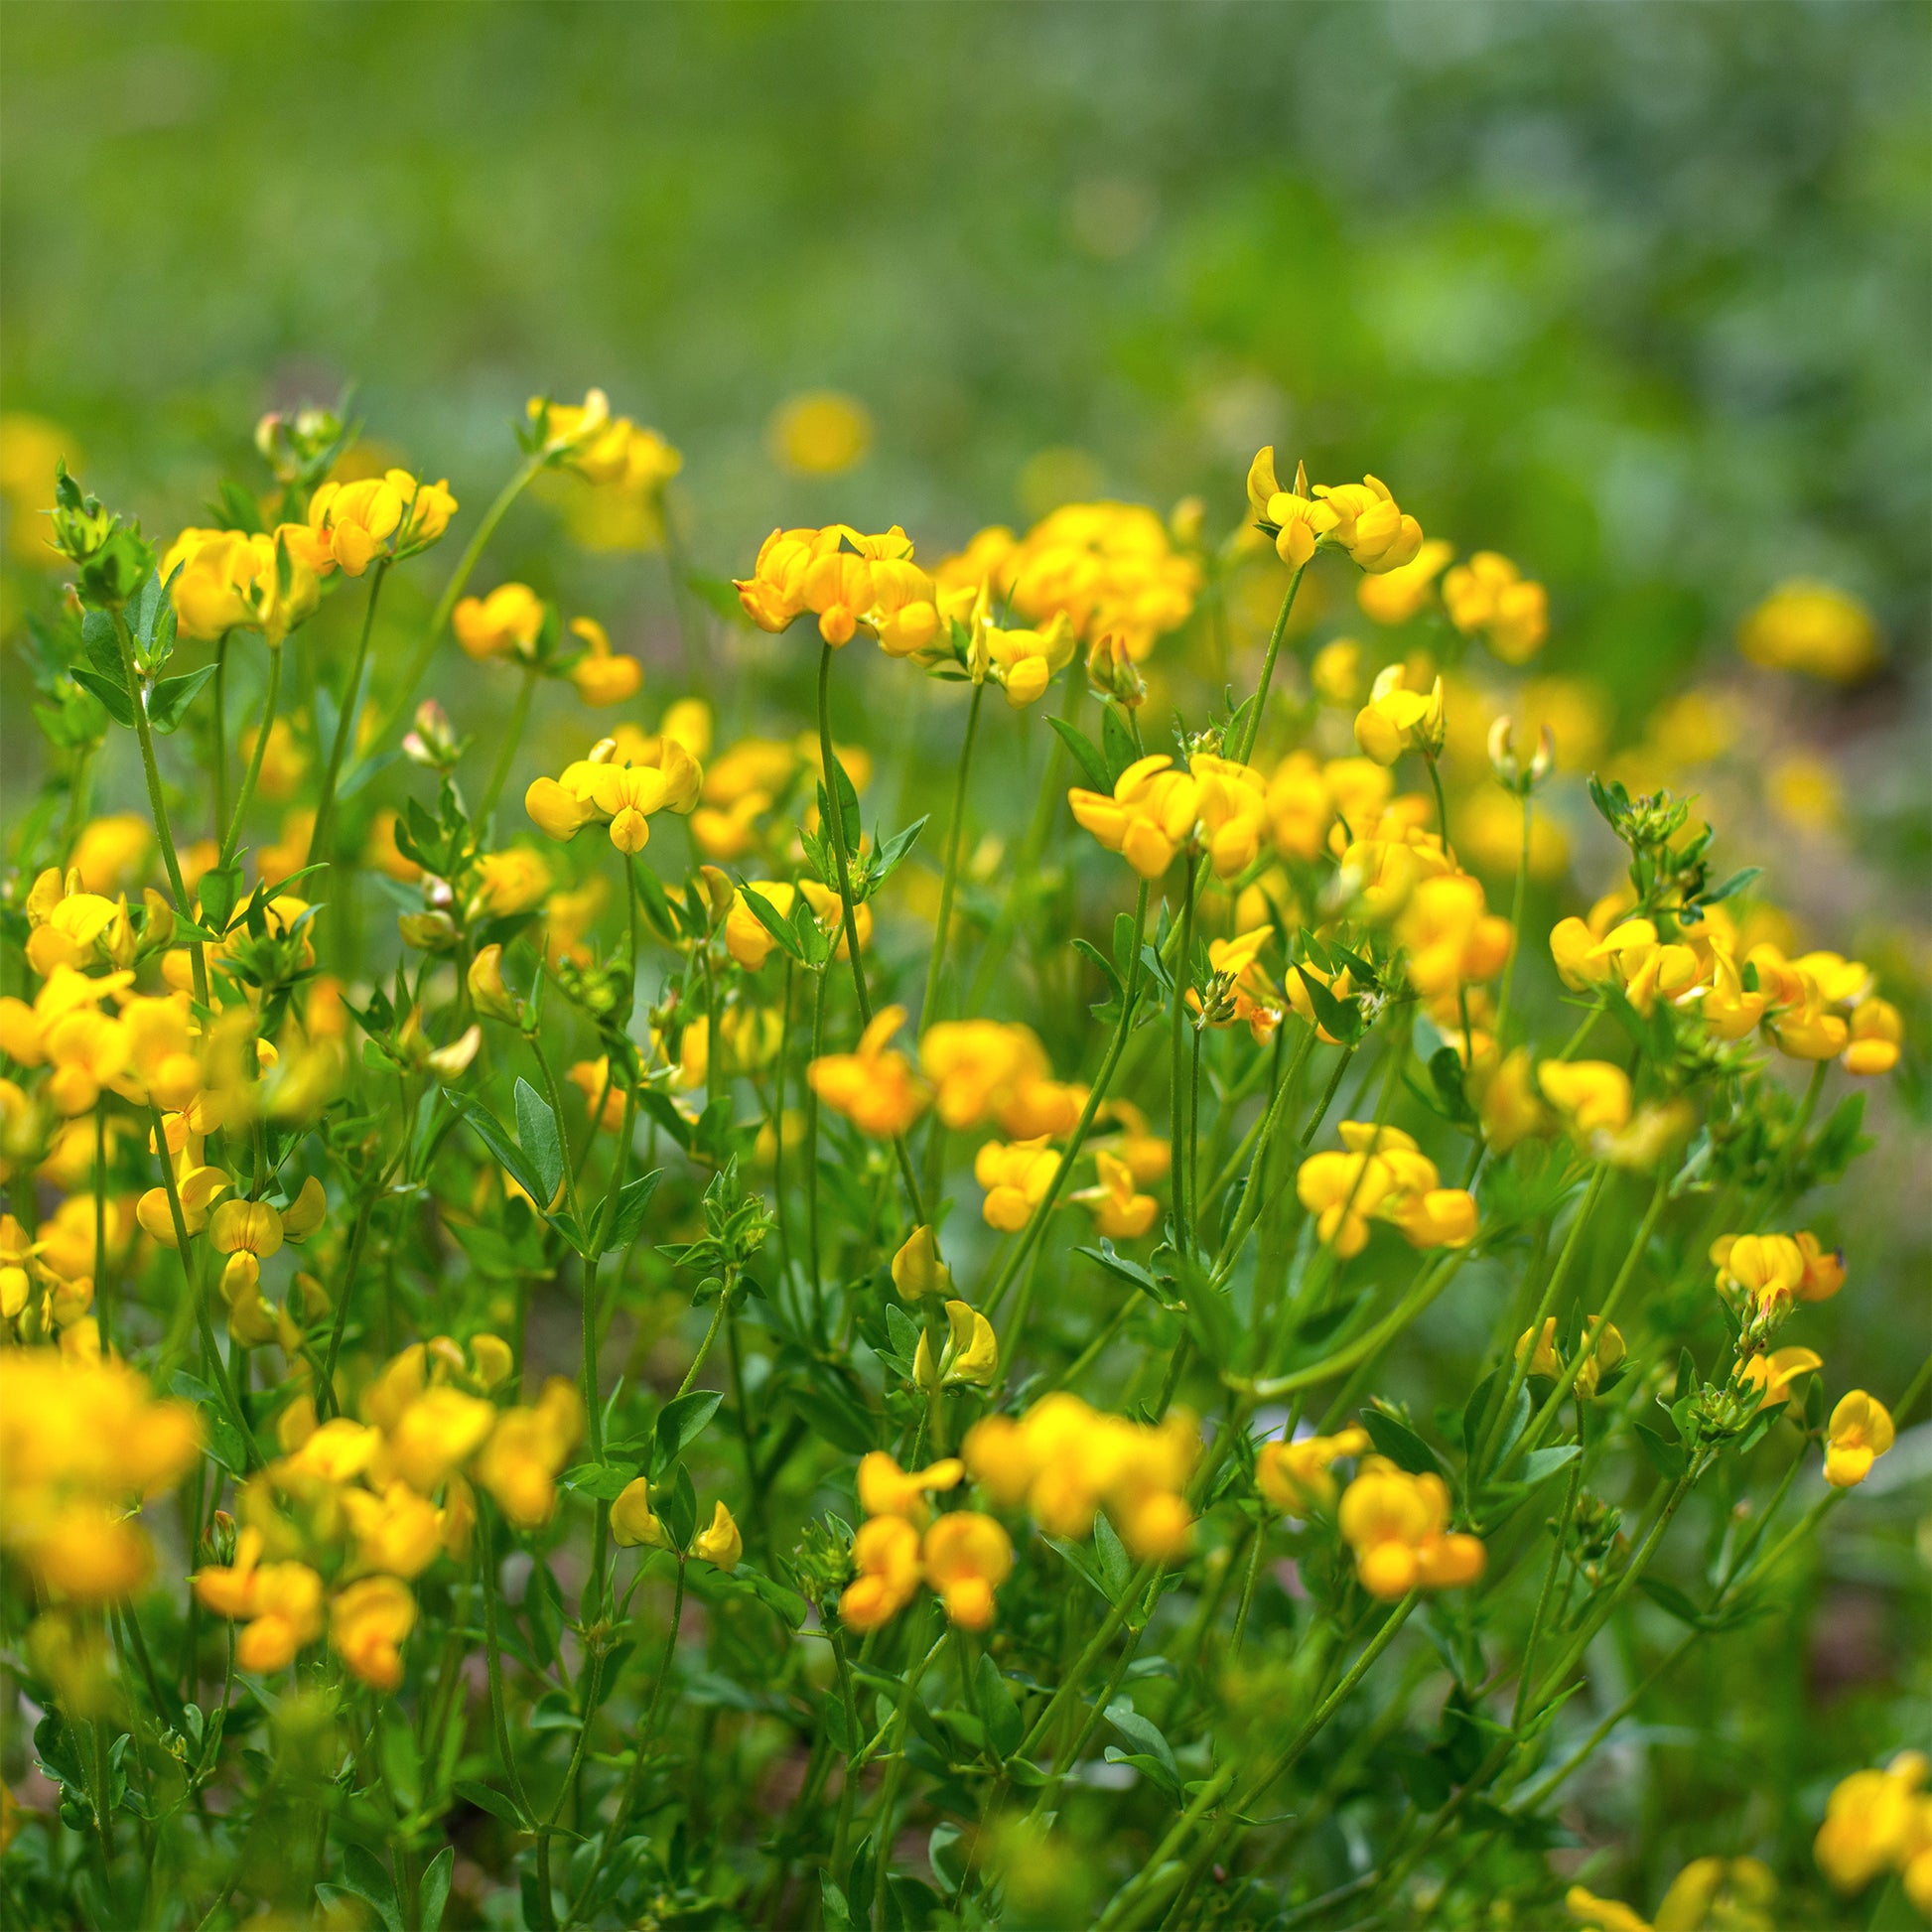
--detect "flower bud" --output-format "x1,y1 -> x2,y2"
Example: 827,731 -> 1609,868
402,699 -> 464,770
468,944 -> 525,1027
1487,716 -> 1557,795
1086,632 -> 1147,709
891,1225 -> 953,1301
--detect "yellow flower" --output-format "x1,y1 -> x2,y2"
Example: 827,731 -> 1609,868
330,1575 -> 417,1691
1739,581 -> 1879,682
939,503 -> 1199,664
1442,552 -> 1549,663
1396,873 -> 1513,1014
974,1136 -> 1060,1232
473,1379 -> 583,1528
921,1512 -> 1014,1629
194,1527 -> 325,1673
1314,475 -> 1426,573
1536,1059 -> 1632,1138
1354,662 -> 1446,766
694,1500 -> 743,1572
891,1225 -> 954,1302
611,1477 -> 667,1549
1255,1426 -> 1370,1516
1565,1885 -> 1651,1932
1843,997 -> 1901,1077
1310,637 -> 1364,705
725,880 -> 862,971
769,391 -> 873,477
566,618 -> 641,705
209,1197 -> 285,1262
532,391 -> 681,493
1824,1390 -> 1894,1489
160,527 -> 321,644
70,815 -> 151,896
1337,1456 -> 1485,1599
960,1392 -> 1196,1557
734,523 -> 941,656
342,1482 -> 442,1580
807,1006 -> 930,1139
857,1450 -> 964,1525
1514,1315 -> 1626,1398
839,1514 -> 923,1632
1356,539 -> 1454,625
1816,1754 -> 1928,1892
1736,1346 -> 1822,1406
1071,1149 -> 1160,1240
1711,1233 -> 1807,1323
380,1385 -> 497,1495
525,733 -> 703,854
1297,1125 -> 1476,1257
1068,753 -> 1196,880
913,1300 -> 1000,1391
453,582 -> 546,661
307,469 -> 455,575
919,1021 -> 1052,1131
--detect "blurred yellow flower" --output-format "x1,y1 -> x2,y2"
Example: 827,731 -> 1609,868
1738,580 -> 1879,682
769,390 -> 874,476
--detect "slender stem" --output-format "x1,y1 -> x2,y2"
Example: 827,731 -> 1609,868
1234,563 -> 1307,764
1493,788 -> 1534,1043
816,640 -> 926,1224
478,660 -> 539,824
1209,1024 -> 1317,1285
1170,854 -> 1198,1255
805,967 -> 828,1320
111,606 -> 209,1007
93,1101 -> 111,1352
210,631 -> 230,840
219,643 -> 284,871
675,1276 -> 735,1400
870,1600 -> 940,1927
319,1191 -> 377,1411
306,560 -> 389,875
983,882 -> 1150,1312
379,449 -> 547,743
1510,1172 -> 1670,1469
919,678 -> 985,1031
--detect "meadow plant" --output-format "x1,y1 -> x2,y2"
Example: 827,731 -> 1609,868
0,388 -> 1921,1931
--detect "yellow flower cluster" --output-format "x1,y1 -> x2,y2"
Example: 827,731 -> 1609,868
525,731 -> 704,855
193,1338 -> 580,1686
1551,904 -> 1901,1076
0,1349 -> 201,1599
963,1392 -> 1197,1561
1738,580 -> 1880,683
1296,1122 -> 1479,1258
934,500 -> 1200,664
838,1452 -> 1014,1632
734,523 -> 941,654
1442,551 -> 1549,663
1256,1425 -> 1370,1516
1815,1751 -> 1932,1909
160,526 -> 322,646
1336,1455 -> 1486,1600
1514,1315 -> 1626,1398
1246,450 -> 1425,574
1068,750 -> 1268,881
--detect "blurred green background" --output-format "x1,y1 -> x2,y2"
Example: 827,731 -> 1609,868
4,2 -> 1928,1919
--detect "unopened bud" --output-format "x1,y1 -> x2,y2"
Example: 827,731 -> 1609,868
467,943 -> 524,1027
1086,632 -> 1147,709
1487,716 -> 1556,794
891,1225 -> 953,1301
403,698 -> 464,770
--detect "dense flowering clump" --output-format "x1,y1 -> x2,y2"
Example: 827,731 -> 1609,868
0,389 -> 1916,1932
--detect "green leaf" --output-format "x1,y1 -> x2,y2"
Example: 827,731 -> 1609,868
820,1873 -> 856,1930
452,1777 -> 531,1831
146,663 -> 218,734
452,1096 -> 544,1205
418,1847 -> 455,1932
1637,1577 -> 1707,1626
1633,1420 -> 1686,1480
1102,1746 -> 1181,1799
735,879 -> 808,962
1702,866 -> 1761,906
1093,1510 -> 1132,1601
199,865 -> 242,930
869,816 -> 927,890
1076,1241 -> 1170,1306
1519,1446 -> 1581,1486
1105,1699 -> 1178,1785
70,664 -> 136,728
604,1170 -> 663,1254
1361,1407 -> 1445,1478
513,1077 -> 565,1207
653,1390 -> 724,1474
976,1655 -> 1023,1758
339,1844 -> 405,1932
559,1462 -> 634,1502
827,753 -> 863,859
1100,703 -> 1139,783
1048,715 -> 1112,793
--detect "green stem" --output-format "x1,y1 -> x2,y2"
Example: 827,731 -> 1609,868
1492,788 -> 1534,1044
1208,1024 -> 1317,1285
919,678 -> 985,1032
1234,563 -> 1307,764
306,560 -> 389,874
319,1191 -> 377,1413
111,606 -> 209,1007
379,449 -> 547,743
982,882 -> 1150,1313
219,642 -> 284,872
478,660 -> 539,824
1170,853 -> 1198,1255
